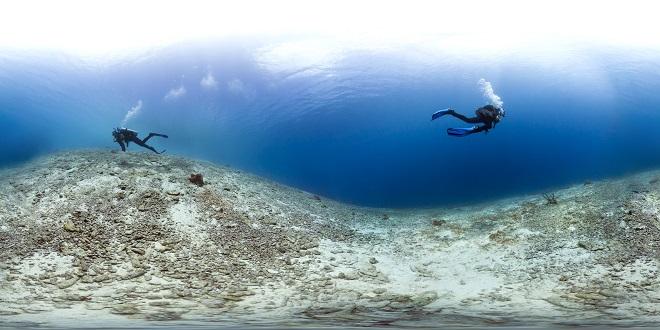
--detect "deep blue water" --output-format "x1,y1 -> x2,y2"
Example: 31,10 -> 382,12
2,38 -> 660,208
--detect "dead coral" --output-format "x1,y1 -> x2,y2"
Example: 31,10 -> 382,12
431,219 -> 446,227
543,193 -> 558,205
188,173 -> 204,187
489,230 -> 514,245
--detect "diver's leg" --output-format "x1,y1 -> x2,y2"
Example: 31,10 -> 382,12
142,133 -> 169,143
131,138 -> 161,154
470,122 -> 493,134
447,122 -> 493,137
140,142 -> 161,154
145,145 -> 161,154
447,112 -> 482,124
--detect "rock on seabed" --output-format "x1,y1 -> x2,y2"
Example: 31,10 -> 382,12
1,150 -> 660,327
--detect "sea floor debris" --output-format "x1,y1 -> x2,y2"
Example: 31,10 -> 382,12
2,150 -> 660,328
188,173 -> 204,187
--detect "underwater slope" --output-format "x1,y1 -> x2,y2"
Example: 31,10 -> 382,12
1,150 -> 660,327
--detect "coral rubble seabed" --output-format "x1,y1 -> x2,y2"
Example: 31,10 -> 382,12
1,150 -> 660,327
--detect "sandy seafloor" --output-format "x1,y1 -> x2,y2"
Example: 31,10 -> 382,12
1,150 -> 660,329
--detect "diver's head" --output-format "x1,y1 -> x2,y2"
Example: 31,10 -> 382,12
112,128 -> 123,141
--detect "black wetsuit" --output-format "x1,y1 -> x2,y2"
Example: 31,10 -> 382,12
446,105 -> 501,134
113,128 -> 168,154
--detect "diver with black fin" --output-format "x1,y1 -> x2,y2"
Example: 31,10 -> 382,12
112,127 -> 168,154
431,105 -> 505,137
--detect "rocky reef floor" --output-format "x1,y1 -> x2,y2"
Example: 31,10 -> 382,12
2,150 -> 660,329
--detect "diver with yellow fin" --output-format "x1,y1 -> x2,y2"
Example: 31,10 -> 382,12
431,105 -> 505,136
112,127 -> 168,154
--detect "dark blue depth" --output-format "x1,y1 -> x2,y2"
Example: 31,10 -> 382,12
1,40 -> 660,208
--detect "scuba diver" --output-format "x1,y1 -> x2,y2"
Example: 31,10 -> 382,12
112,128 -> 168,154
431,104 -> 505,137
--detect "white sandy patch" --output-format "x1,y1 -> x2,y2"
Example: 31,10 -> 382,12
1,304 -> 152,328
15,252 -> 74,277
1,252 -> 75,306
161,179 -> 184,195
309,238 -> 506,306
75,175 -> 121,194
168,202 -> 208,243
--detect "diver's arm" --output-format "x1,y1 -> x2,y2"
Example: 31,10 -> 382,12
117,140 -> 126,152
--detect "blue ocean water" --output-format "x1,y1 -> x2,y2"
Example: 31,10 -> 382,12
1,38 -> 660,208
